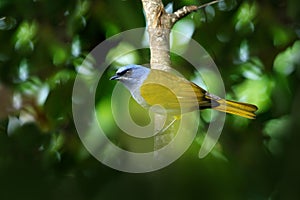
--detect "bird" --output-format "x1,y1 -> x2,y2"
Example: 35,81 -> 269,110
110,64 -> 258,119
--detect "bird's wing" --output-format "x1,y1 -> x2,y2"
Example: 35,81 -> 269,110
140,69 -> 211,113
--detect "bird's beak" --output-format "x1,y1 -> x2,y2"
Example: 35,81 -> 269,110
110,75 -> 119,80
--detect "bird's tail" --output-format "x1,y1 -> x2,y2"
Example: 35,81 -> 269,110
212,99 -> 258,119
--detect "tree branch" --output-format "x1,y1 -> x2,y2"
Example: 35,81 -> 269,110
171,0 -> 222,24
141,0 -> 222,72
141,0 -> 172,71
140,0 -> 221,151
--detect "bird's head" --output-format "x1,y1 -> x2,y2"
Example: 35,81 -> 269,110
110,64 -> 150,91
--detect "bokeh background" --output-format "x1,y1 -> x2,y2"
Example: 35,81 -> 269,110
1,0 -> 300,199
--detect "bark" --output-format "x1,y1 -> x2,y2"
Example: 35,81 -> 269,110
141,0 -> 172,71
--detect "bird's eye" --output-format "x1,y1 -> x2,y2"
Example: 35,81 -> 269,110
117,69 -> 131,76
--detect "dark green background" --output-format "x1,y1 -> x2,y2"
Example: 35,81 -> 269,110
0,0 -> 300,199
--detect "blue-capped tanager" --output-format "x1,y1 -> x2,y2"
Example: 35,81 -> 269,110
110,65 -> 258,119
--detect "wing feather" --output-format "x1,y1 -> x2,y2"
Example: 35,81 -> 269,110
140,69 -> 211,113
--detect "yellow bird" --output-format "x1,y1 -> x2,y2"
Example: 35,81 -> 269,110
110,65 -> 258,119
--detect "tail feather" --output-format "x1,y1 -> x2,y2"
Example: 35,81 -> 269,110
213,99 -> 258,119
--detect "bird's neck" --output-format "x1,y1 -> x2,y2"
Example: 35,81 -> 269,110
124,70 -> 150,106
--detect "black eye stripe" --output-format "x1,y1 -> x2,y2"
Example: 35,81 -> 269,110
117,69 -> 131,76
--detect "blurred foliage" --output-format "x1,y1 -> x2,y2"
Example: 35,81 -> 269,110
0,0 -> 300,199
